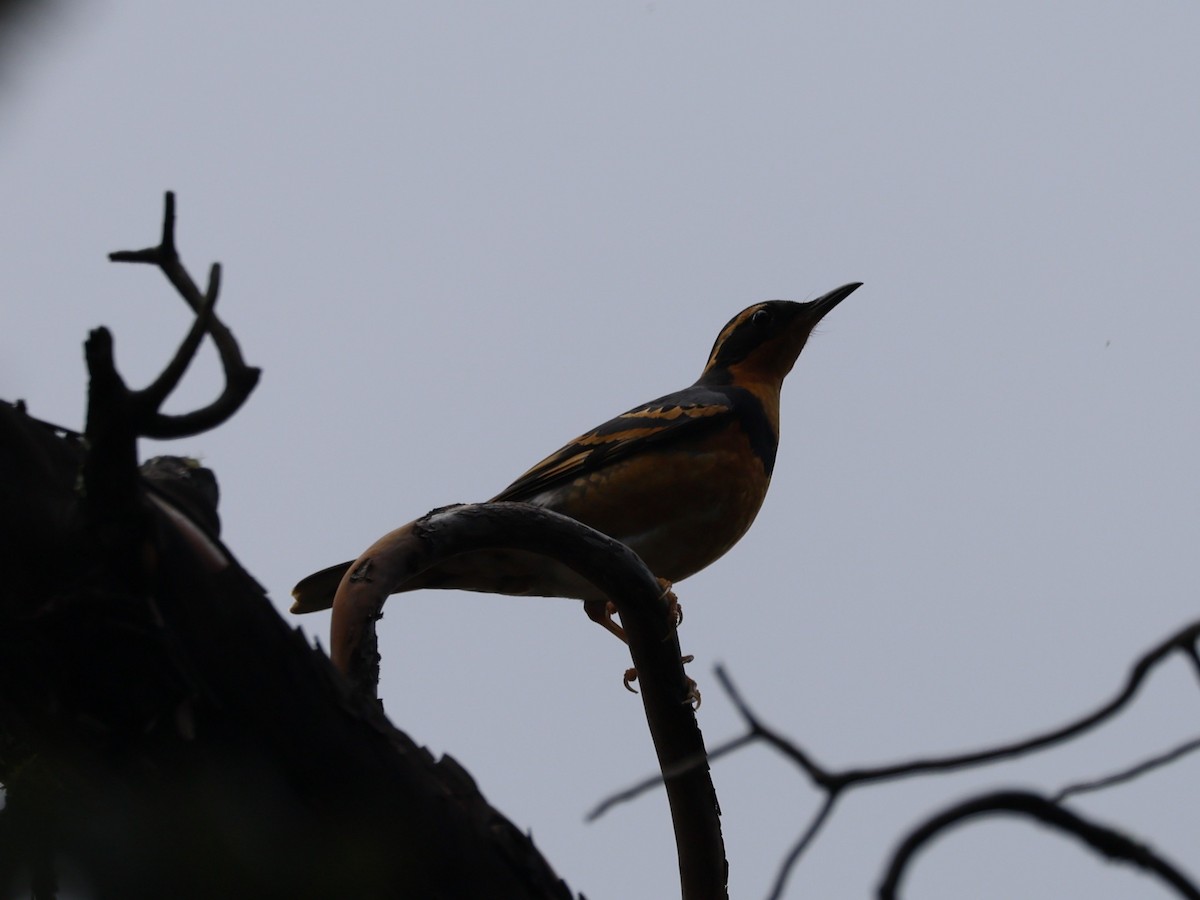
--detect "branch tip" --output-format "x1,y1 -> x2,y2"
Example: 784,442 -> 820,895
161,190 -> 177,254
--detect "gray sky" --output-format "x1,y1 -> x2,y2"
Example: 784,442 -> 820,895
4,3 -> 1199,897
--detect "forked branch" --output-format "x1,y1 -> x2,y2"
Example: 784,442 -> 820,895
82,193 -> 260,566
107,191 -> 260,438
593,619 -> 1200,899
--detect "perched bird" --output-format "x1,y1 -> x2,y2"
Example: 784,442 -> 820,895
292,282 -> 860,637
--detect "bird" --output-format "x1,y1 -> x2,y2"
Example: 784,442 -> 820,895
292,282 -> 860,640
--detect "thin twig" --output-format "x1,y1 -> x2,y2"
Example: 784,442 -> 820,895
586,733 -> 755,822
1054,735 -> 1200,803
592,618 -> 1200,899
878,790 -> 1200,900
835,620 -> 1200,787
766,793 -> 838,900
711,620 -> 1200,796
715,665 -> 835,789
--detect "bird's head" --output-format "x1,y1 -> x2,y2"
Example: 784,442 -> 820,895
698,282 -> 861,389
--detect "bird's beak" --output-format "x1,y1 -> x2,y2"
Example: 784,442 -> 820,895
770,281 -> 861,377
805,282 -> 862,322
759,281 -> 863,380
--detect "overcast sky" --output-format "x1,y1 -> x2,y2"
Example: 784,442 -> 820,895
4,3 -> 1199,898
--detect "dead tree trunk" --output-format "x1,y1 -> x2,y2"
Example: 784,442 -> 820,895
0,195 -> 579,900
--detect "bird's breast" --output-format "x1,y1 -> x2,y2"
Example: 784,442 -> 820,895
532,421 -> 772,583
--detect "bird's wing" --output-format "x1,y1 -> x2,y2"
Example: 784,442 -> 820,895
491,384 -> 735,503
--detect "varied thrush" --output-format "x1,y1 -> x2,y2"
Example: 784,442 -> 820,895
292,282 -> 860,639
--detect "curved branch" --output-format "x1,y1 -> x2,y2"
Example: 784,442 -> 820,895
139,266 -> 218,410
81,194 -> 261,588
878,790 -> 1200,900
594,619 -> 1200,892
839,620 -> 1200,786
109,191 -> 260,438
702,619 -> 1200,795
330,501 -> 728,900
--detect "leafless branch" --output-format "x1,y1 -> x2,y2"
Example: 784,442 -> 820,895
586,733 -> 755,822
593,619 -> 1200,897
108,191 -> 260,438
765,793 -> 838,900
715,665 -> 837,790
878,790 -> 1200,900
330,501 -> 728,900
1053,735 -> 1200,803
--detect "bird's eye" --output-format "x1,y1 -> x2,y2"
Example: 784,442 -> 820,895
750,308 -> 773,328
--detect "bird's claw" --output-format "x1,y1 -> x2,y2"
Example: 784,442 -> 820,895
657,578 -> 683,629
622,654 -> 699,708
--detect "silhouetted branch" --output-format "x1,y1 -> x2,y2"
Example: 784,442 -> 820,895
108,191 -> 260,438
1185,641 -> 1200,684
768,794 -> 838,900
878,790 -> 1200,900
330,501 -> 728,900
586,733 -> 754,822
834,621 -> 1200,784
594,619 -> 1200,898
80,279 -> 232,565
1,399 -> 579,899
140,269 -> 218,408
1,195 -> 579,896
741,619 -> 1200,897
715,665 -> 836,789
1053,735 -> 1200,803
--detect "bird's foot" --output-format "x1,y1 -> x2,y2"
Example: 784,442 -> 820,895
584,582 -> 680,644
657,578 -> 683,630
623,655 -> 700,709
585,599 -> 628,643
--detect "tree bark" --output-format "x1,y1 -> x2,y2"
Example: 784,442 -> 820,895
0,397 -> 577,900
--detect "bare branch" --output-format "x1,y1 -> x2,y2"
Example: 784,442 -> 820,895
329,501 -> 728,900
1185,641 -> 1200,686
139,266 -> 218,409
595,618 -> 1200,896
844,621 -> 1200,785
766,793 -> 839,900
1053,735 -> 1200,803
710,620 -> 1200,796
878,790 -> 1200,900
587,733 -> 755,822
109,192 -> 260,438
714,665 -> 835,789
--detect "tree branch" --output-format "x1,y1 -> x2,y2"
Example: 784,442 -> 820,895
878,790 -> 1200,900
1053,735 -> 1200,803
593,619 -> 1200,897
329,501 -> 728,900
1,190 -> 578,895
108,191 -> 260,438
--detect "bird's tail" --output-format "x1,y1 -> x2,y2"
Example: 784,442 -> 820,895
290,561 -> 353,614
